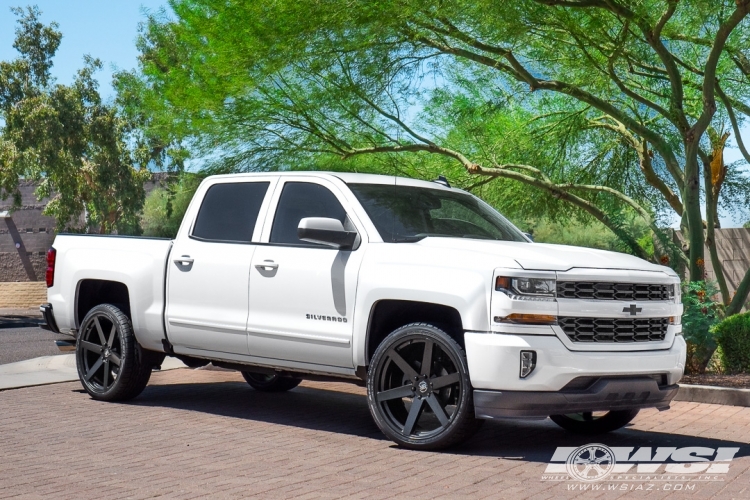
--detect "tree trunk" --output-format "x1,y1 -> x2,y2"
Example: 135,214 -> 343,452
702,157 -> 731,304
683,148 -> 705,281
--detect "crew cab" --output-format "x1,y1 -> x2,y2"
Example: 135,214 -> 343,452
41,172 -> 686,449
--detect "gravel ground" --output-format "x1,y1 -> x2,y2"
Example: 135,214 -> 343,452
681,373 -> 750,389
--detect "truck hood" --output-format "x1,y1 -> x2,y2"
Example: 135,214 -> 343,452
416,237 -> 672,274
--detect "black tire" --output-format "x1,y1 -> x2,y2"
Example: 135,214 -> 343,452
366,323 -> 482,450
241,372 -> 302,392
550,409 -> 640,435
76,304 -> 155,402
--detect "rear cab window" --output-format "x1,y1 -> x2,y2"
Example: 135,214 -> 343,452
192,182 -> 270,243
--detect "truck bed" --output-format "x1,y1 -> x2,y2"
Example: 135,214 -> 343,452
46,234 -> 173,351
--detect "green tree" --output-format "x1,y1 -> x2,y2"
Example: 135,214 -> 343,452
141,172 -> 204,238
0,6 -> 151,233
124,0 -> 750,313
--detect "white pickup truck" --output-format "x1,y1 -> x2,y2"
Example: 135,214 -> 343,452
41,172 -> 685,450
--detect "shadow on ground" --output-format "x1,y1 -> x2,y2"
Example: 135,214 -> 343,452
110,379 -> 750,462
0,315 -> 45,329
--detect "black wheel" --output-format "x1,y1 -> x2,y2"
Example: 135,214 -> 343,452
241,372 -> 302,392
366,323 -> 481,450
76,304 -> 154,402
550,409 -> 640,434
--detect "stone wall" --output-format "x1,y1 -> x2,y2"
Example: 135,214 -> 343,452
0,174 -> 169,282
0,282 -> 47,308
704,228 -> 750,308
0,253 -> 48,283
675,227 -> 750,309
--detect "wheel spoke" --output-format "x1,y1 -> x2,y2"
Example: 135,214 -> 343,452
79,340 -> 102,354
93,317 -> 107,345
376,385 -> 415,402
102,360 -> 110,388
107,324 -> 116,348
402,398 -> 424,436
431,372 -> 460,390
420,340 -> 433,377
425,394 -> 451,427
109,352 -> 121,367
85,357 -> 104,381
387,348 -> 419,380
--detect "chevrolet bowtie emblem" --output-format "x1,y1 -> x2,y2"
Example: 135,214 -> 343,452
623,304 -> 642,315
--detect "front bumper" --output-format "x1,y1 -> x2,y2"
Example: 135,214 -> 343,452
464,331 -> 686,417
465,332 -> 686,392
474,376 -> 679,419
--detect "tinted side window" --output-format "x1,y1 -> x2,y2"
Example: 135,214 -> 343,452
192,182 -> 270,242
270,182 -> 346,245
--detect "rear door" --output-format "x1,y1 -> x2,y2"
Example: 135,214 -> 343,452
166,177 -> 276,354
247,177 -> 366,368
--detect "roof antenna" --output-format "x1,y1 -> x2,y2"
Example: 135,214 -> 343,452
433,175 -> 451,188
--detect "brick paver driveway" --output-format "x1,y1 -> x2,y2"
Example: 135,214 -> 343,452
1,369 -> 749,499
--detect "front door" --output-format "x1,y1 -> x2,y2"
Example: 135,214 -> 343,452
166,179 -> 275,354
247,179 -> 365,368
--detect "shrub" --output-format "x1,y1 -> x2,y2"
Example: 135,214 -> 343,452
712,312 -> 750,373
682,280 -> 723,374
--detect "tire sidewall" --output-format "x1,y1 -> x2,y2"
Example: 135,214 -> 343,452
76,304 -> 137,401
366,323 -> 475,450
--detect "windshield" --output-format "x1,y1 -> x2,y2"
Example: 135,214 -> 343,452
348,183 -> 528,243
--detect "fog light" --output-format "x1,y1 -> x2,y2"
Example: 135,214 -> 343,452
520,350 -> 536,378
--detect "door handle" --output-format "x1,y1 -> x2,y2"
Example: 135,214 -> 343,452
174,255 -> 194,265
255,260 -> 278,271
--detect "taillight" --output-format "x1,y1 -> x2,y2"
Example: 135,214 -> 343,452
46,247 -> 56,287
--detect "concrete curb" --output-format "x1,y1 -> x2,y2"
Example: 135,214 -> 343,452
674,384 -> 750,407
0,354 -> 187,391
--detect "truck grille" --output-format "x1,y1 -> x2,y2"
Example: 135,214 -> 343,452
557,282 -> 673,301
559,317 -> 669,342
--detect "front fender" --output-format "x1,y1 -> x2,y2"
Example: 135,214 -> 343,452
352,256 -> 494,367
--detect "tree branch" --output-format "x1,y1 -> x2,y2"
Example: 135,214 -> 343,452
716,83 -> 750,165
587,119 -> 684,214
726,267 -> 750,316
690,2 -> 750,141
411,31 -> 686,189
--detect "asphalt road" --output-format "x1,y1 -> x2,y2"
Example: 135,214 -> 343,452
0,324 -> 70,365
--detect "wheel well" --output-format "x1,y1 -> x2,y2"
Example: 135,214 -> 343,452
76,279 -> 131,327
365,300 -> 464,363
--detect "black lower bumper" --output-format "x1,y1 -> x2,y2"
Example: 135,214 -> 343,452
474,377 -> 679,419
39,303 -> 60,334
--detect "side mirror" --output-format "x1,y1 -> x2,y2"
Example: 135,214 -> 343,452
523,232 -> 534,242
298,217 -> 358,249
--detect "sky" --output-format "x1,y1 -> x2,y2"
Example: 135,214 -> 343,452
0,1 -> 169,99
0,2 -> 747,227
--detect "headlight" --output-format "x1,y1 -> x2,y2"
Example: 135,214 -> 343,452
496,276 -> 556,298
673,284 -> 681,304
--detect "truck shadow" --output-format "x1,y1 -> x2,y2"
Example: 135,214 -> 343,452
125,380 -> 750,461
